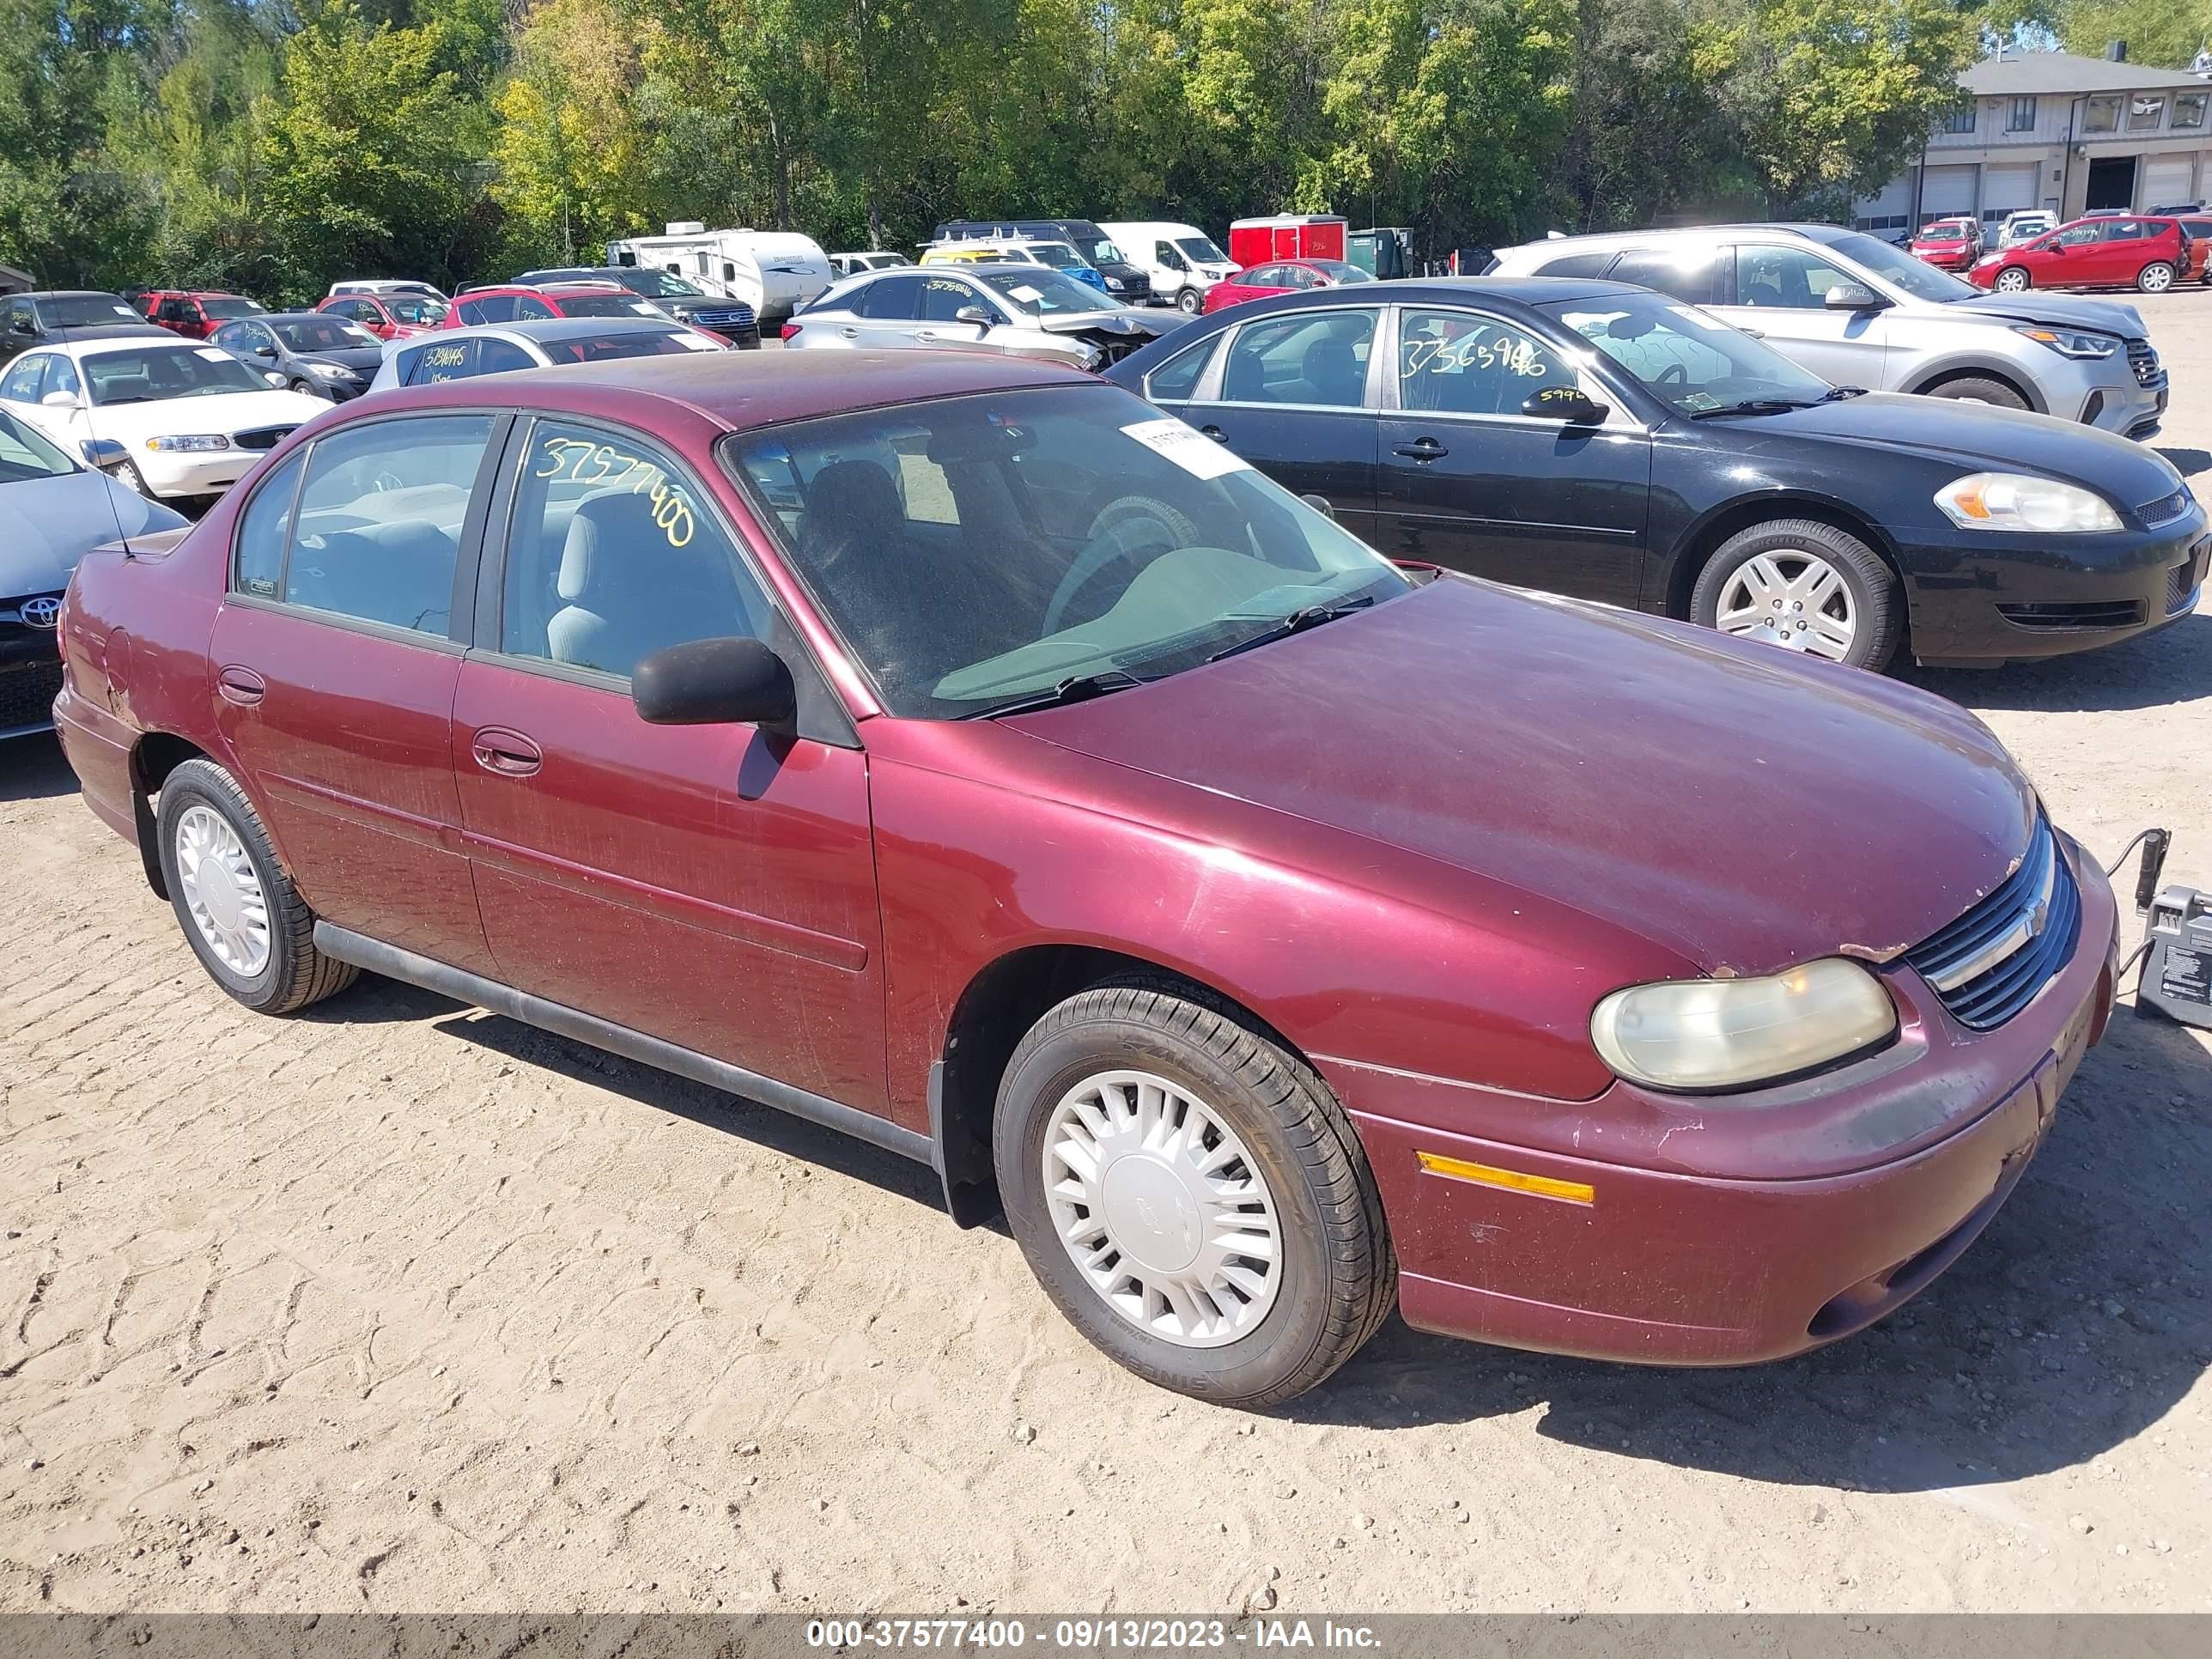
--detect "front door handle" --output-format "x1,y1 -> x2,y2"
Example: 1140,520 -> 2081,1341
1394,437 -> 1449,461
839,325 -> 860,339
216,665 -> 265,706
471,726 -> 542,777
1199,423 -> 1227,441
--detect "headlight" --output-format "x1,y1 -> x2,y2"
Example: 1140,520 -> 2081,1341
1936,471 -> 2123,532
144,434 -> 230,453
1591,959 -> 1897,1092
1105,277 -> 1126,290
2013,325 -> 2119,360
306,361 -> 352,378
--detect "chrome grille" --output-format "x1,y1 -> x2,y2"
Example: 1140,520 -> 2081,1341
1905,820 -> 2078,1030
687,303 -> 758,340
233,425 -> 297,452
2127,339 -> 2165,388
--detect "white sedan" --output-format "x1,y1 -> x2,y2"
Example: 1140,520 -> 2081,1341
0,337 -> 328,502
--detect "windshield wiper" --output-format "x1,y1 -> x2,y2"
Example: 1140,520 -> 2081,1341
975,668 -> 1148,720
1206,595 -> 1376,663
1686,398 -> 1820,418
1820,385 -> 1869,400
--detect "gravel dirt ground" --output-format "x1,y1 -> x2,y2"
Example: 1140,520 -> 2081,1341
3,294 -> 2210,1619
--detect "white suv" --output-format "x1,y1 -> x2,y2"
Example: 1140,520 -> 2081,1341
1491,222 -> 2166,439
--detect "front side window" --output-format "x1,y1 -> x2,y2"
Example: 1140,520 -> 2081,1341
1607,246 -> 1722,305
0,406 -> 76,481
1817,230 -> 1978,301
513,295 -> 556,321
459,295 -> 517,325
385,296 -> 448,326
2054,222 -> 2100,247
1395,310 -> 1571,416
2085,94 -> 2120,133
1218,309 -> 1376,407
725,384 -> 1409,719
84,345 -> 263,405
2129,94 -> 2166,132
281,414 -> 492,635
921,276 -> 992,323
501,418 -> 766,680
1734,246 -> 1859,308
1548,290 -> 1832,416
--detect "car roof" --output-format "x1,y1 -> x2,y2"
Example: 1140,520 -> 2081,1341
248,312 -> 349,325
1247,274 -> 1645,305
26,289 -> 131,302
422,317 -> 684,344
52,332 -> 228,360
1500,223 -> 1859,258
372,346 -> 1094,432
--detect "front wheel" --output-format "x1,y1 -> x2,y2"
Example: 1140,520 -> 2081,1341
155,757 -> 358,1014
1993,265 -> 2031,294
994,978 -> 1395,1407
112,459 -> 151,496
1692,519 -> 1903,672
2138,261 -> 2176,294
1176,287 -> 1203,315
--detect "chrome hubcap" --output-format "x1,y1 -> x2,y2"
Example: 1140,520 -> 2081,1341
1996,270 -> 2027,292
2145,264 -> 2173,291
1043,1069 -> 1281,1348
174,804 -> 270,975
1716,550 -> 1857,661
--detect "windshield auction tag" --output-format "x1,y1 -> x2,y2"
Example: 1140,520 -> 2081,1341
1121,417 -> 1252,480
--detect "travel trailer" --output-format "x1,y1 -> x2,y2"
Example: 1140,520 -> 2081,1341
605,223 -> 833,324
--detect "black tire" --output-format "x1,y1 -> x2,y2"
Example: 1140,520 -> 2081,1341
155,757 -> 358,1015
1691,518 -> 1903,672
1925,374 -> 2029,410
993,975 -> 1395,1407
2138,260 -> 2176,294
1176,287 -> 1203,315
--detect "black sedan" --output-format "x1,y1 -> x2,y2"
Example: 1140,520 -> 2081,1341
1103,277 -> 2205,668
208,312 -> 386,401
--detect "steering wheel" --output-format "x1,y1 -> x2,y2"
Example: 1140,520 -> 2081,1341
1656,363 -> 1688,387
1042,495 -> 1200,635
370,468 -> 405,493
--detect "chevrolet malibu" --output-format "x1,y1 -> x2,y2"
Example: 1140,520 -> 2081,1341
52,351 -> 2119,1405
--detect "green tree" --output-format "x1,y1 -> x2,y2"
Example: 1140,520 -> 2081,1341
490,0 -> 655,266
2054,0 -> 2212,68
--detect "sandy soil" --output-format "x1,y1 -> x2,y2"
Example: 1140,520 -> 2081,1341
3,292 -> 2210,1619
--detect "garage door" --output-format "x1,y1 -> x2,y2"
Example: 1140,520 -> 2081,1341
2142,155 -> 2196,207
1982,163 -> 2039,215
1920,166 -> 1978,216
1855,175 -> 1912,229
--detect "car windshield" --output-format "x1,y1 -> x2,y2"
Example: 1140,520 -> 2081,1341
0,405 -> 76,482
1307,261 -> 1374,283
539,329 -> 702,363
1549,291 -> 1835,415
1820,229 -> 1979,301
84,344 -> 270,404
1917,225 -> 1969,242
616,269 -> 703,298
725,384 -> 1412,719
555,293 -> 657,318
1028,242 -> 1084,266
1088,239 -> 1126,264
975,268 -> 1123,313
44,295 -> 142,327
1176,236 -> 1229,264
386,296 -> 449,325
202,296 -> 264,319
274,318 -> 377,351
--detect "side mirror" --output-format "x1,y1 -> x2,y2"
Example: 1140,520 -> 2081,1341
252,342 -> 277,357
1824,282 -> 1886,311
1299,492 -> 1336,520
954,305 -> 996,331
9,318 -> 33,334
1520,386 -> 1607,425
40,389 -> 82,410
264,371 -> 288,386
80,437 -> 130,471
632,636 -> 796,730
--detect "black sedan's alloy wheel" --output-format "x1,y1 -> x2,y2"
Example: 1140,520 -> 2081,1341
994,976 -> 1396,1406
1692,519 -> 1902,672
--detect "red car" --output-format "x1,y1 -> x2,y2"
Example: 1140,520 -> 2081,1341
1969,215 -> 2188,295
316,290 -> 448,340
51,351 -> 2118,1406
1907,218 -> 1983,270
1201,258 -> 1376,313
141,289 -> 266,340
441,283 -> 664,329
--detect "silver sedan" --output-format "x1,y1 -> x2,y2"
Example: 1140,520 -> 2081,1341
782,263 -> 1174,370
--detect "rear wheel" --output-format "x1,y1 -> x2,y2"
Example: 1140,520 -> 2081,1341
1176,287 -> 1204,315
994,977 -> 1395,1407
1692,519 -> 1902,672
1993,265 -> 2031,294
155,758 -> 357,1015
2138,261 -> 2176,294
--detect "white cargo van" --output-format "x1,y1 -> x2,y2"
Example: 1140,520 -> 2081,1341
1098,222 -> 1237,314
605,223 -> 833,324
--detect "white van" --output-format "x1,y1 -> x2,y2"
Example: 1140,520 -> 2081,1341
605,223 -> 833,325
1098,222 -> 1237,314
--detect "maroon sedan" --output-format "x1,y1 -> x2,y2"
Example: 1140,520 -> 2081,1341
51,351 -> 2118,1405
1202,258 -> 1376,313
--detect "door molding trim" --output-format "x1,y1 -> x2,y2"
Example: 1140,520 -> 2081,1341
313,922 -> 931,1166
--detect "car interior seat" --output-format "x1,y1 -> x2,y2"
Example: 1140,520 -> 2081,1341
547,490 -> 749,677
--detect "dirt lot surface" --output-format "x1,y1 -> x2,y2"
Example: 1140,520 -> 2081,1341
4,295 -> 2211,1618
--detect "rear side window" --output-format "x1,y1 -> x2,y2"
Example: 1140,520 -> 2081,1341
1219,310 -> 1376,408
232,451 -> 304,598
514,295 -> 556,320
403,340 -> 477,385
1608,247 -> 1723,305
1532,252 -> 1613,279
281,415 -> 494,637
1144,333 -> 1219,402
476,338 -> 536,375
860,275 -> 926,319
0,355 -> 46,403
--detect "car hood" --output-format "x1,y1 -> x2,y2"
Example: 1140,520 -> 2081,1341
81,386 -> 330,441
1682,391 -> 2183,504
0,471 -> 185,592
300,348 -> 383,374
1006,578 -> 2035,976
1036,310 -> 1170,340
1944,290 -> 2148,338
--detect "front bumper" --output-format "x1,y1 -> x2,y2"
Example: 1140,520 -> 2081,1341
0,637 -> 63,738
138,447 -> 256,498
1898,507 -> 2205,665
1329,837 -> 2118,1365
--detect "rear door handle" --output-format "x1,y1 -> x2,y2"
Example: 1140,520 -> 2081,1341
839,326 -> 860,339
216,665 -> 265,706
1394,437 -> 1449,461
471,726 -> 542,777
